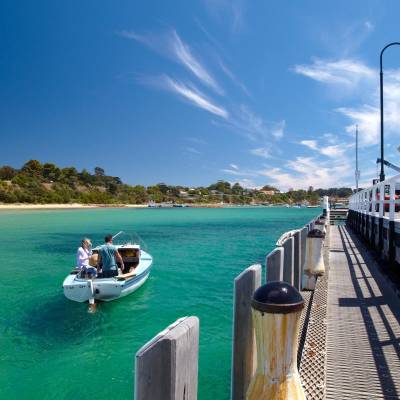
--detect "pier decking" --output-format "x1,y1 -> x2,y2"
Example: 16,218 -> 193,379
326,225 -> 400,399
133,212 -> 400,400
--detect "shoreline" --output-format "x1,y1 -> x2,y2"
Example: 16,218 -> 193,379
0,203 -> 148,210
0,203 -> 226,210
0,203 -> 322,211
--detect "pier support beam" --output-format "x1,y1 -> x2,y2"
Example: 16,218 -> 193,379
300,227 -> 308,290
293,230 -> 301,291
265,247 -> 284,282
135,316 -> 199,400
282,237 -> 294,285
231,264 -> 261,400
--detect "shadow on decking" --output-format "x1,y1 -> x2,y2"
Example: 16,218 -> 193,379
337,225 -> 400,399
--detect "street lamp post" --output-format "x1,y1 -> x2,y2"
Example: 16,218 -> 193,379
379,42 -> 400,182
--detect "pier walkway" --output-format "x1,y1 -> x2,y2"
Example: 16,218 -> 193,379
326,225 -> 400,399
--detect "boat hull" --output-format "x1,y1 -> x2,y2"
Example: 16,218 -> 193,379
63,251 -> 152,303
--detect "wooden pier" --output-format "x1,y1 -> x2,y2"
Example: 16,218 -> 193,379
326,224 -> 400,399
132,208 -> 400,400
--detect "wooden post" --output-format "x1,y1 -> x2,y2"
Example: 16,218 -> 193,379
231,264 -> 262,400
300,227 -> 308,289
265,247 -> 284,282
293,230 -> 301,291
282,237 -> 294,285
135,316 -> 199,400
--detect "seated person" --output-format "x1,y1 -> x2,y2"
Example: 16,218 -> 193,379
96,234 -> 125,278
76,238 -> 97,278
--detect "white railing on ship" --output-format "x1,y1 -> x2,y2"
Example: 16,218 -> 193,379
348,174 -> 400,221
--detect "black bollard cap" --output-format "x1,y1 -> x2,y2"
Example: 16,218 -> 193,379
252,281 -> 304,314
308,228 -> 325,238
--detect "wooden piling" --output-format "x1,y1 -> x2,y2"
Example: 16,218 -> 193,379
135,316 -> 199,400
231,264 -> 261,400
282,237 -> 294,285
265,247 -> 284,282
300,227 -> 308,289
293,230 -> 301,291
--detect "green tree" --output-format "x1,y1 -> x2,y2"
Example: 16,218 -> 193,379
94,167 -> 105,177
0,166 -> 17,180
21,160 -> 43,177
43,163 -> 61,181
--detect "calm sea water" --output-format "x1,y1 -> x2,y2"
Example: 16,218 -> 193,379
0,207 -> 319,400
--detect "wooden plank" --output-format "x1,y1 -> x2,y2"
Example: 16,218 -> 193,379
282,237 -> 294,285
135,316 -> 199,400
293,230 -> 301,291
231,264 -> 261,400
266,247 -> 283,282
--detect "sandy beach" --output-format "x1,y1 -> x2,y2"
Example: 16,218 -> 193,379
0,203 -> 231,210
0,203 -> 148,210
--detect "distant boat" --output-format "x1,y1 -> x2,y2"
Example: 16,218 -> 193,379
63,232 -> 152,303
307,205 -> 318,208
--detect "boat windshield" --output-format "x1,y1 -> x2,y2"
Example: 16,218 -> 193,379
112,231 -> 148,250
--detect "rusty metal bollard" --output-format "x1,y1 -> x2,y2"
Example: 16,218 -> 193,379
303,228 -> 325,290
246,281 -> 305,400
315,218 -> 327,234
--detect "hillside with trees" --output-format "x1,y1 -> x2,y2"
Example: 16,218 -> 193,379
0,160 -> 353,205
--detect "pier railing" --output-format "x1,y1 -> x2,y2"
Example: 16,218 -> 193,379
133,210 -> 328,400
348,175 -> 400,264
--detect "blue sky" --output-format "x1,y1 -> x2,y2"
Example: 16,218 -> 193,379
1,0 -> 400,190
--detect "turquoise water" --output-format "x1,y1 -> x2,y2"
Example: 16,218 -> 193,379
0,207 -> 319,400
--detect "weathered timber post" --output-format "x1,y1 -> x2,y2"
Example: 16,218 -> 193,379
135,316 -> 199,400
265,247 -> 283,282
303,229 -> 325,290
293,230 -> 301,291
300,227 -> 308,289
246,282 -> 306,400
323,196 -> 329,218
232,264 -> 262,400
282,237 -> 294,285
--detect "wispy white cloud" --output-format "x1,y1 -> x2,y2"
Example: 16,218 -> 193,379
364,21 -> 374,32
165,77 -> 228,118
293,58 -> 374,87
250,147 -> 271,159
221,105 -> 285,141
257,155 -> 353,191
300,139 -> 346,158
271,120 -> 285,139
294,57 -> 400,147
170,30 -> 223,94
300,140 -> 318,151
336,105 -> 379,145
184,147 -> 201,155
185,137 -> 207,145
218,59 -> 251,97
203,0 -> 245,33
120,29 -> 223,94
221,164 -> 256,177
138,74 -> 228,118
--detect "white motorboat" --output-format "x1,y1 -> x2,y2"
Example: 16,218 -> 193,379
63,232 -> 153,303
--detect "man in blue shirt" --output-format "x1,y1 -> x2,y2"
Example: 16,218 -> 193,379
97,234 -> 124,278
